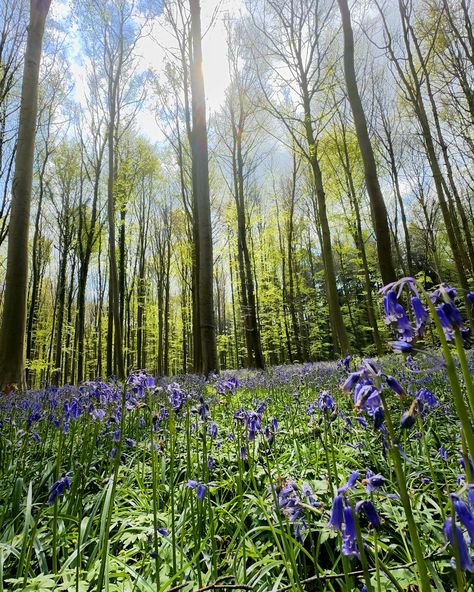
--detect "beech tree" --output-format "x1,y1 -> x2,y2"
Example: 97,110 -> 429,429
0,0 -> 52,390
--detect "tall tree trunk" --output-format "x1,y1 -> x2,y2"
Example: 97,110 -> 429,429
337,0 -> 396,285
189,0 -> 218,374
0,0 -> 51,390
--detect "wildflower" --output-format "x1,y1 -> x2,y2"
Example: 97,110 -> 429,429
451,494 -> 474,545
363,471 -> 385,493
48,475 -> 71,504
416,388 -> 437,411
385,375 -> 405,396
208,422 -> 218,439
467,293 -> 474,307
389,340 -> 413,353
411,296 -> 429,335
342,372 -> 362,392
395,305 -> 414,341
383,289 -> 399,323
342,506 -> 358,557
439,446 -> 449,461
443,518 -> 474,572
157,527 -> 169,536
373,407 -> 384,429
329,494 -> 344,530
302,483 -> 318,507
124,438 -> 136,448
186,480 -> 207,500
356,499 -> 381,529
338,471 -> 360,493
317,390 -> 335,412
436,306 -> 455,340
167,383 -> 185,411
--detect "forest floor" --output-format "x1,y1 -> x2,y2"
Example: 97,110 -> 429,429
0,352 -> 473,591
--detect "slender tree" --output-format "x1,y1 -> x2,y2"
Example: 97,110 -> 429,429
189,0 -> 218,374
337,0 -> 396,285
0,0 -> 51,390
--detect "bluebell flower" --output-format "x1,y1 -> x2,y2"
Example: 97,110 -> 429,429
443,518 -> 474,572
395,304 -> 414,341
302,483 -> 318,507
329,494 -> 344,530
385,375 -> 405,396
167,383 -> 185,411
451,494 -> 474,544
125,438 -> 136,448
439,446 -> 449,461
436,306 -> 455,340
467,293 -> 474,307
356,499 -> 381,529
416,388 -> 437,411
411,296 -> 429,335
338,471 -> 360,493
389,340 -> 413,353
373,407 -> 384,429
208,422 -> 218,439
48,475 -> 71,504
363,471 -> 385,492
342,372 -> 362,392
383,290 -> 399,323
157,527 -> 169,536
186,480 -> 208,500
342,506 -> 359,557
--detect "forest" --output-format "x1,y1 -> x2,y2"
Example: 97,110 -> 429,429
1,0 -> 474,591
1,0 -> 473,387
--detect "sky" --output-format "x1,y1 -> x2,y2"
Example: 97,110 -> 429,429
50,0 -> 245,144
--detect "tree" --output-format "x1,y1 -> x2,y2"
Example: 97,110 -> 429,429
0,0 -> 51,390
189,0 -> 218,374
337,0 -> 396,285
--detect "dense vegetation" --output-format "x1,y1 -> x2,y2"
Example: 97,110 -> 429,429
1,0 -> 474,590
1,0 -> 474,386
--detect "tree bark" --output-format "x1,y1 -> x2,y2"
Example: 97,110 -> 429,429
337,0 -> 397,285
189,0 -> 218,374
0,0 -> 51,390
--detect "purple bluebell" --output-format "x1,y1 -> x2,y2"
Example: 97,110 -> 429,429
439,446 -> 449,461
363,471 -> 385,492
451,494 -> 474,545
443,518 -> 474,572
48,475 -> 71,504
467,293 -> 474,307
416,388 -> 437,411
302,483 -> 318,507
124,438 -> 136,448
342,372 -> 362,392
373,407 -> 384,429
411,296 -> 429,335
157,527 -> 169,536
436,306 -> 454,340
329,494 -> 344,530
400,401 -> 418,429
385,375 -> 405,396
383,290 -> 399,323
342,506 -> 359,557
338,471 -> 360,493
389,340 -> 413,353
395,304 -> 414,341
356,499 -> 381,529
208,422 -> 218,439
